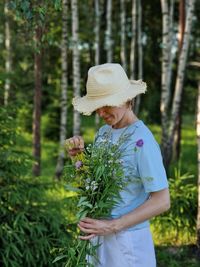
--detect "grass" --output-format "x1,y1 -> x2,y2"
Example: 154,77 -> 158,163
17,114 -> 199,266
156,245 -> 199,267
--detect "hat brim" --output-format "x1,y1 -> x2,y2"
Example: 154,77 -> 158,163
72,80 -> 147,116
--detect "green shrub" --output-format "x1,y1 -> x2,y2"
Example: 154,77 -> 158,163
0,107 -> 69,267
152,167 -> 197,244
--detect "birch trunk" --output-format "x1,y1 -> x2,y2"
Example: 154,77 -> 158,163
120,0 -> 127,71
165,0 -> 195,167
178,0 -> 186,52
196,81 -> 200,250
55,0 -> 68,179
4,0 -> 12,106
71,0 -> 80,136
173,0 -> 185,161
32,26 -> 43,176
106,0 -> 112,62
134,0 -> 142,115
94,0 -> 100,127
160,0 -> 170,158
167,0 -> 175,95
130,0 -> 137,80
94,0 -> 100,66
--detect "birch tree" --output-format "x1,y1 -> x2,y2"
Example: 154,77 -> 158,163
130,0 -> 137,80
167,0 -> 175,96
164,0 -> 196,167
55,0 -> 68,179
134,0 -> 142,115
71,0 -> 80,136
94,0 -> 100,66
106,0 -> 112,62
32,25 -> 43,176
4,0 -> 12,106
197,80 -> 200,250
120,0 -> 127,71
94,0 -> 100,127
173,0 -> 185,161
160,0 -> 171,155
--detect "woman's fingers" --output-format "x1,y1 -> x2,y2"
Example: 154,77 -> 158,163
65,136 -> 84,156
78,223 -> 97,233
79,234 -> 96,240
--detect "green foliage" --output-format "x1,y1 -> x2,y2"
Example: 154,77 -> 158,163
152,167 -> 197,244
156,245 -> 199,267
0,107 -> 69,267
55,130 -> 132,266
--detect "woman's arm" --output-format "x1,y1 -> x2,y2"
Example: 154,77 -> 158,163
78,188 -> 170,240
115,187 -> 170,231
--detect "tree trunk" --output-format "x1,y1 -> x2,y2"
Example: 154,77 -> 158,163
55,0 -> 68,180
71,0 -> 80,136
134,0 -> 142,115
178,0 -> 185,52
173,0 -> 185,161
160,0 -> 170,159
94,0 -> 100,128
4,0 -> 12,106
164,0 -> 195,168
130,0 -> 137,80
168,0 -> 175,96
196,81 -> 200,252
120,0 -> 127,71
32,26 -> 43,176
106,0 -> 112,62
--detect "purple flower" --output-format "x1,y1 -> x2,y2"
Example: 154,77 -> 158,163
75,160 -> 83,169
136,139 -> 144,147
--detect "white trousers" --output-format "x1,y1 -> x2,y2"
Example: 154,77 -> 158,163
87,227 -> 156,267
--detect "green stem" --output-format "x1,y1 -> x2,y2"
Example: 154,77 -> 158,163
76,240 -> 88,266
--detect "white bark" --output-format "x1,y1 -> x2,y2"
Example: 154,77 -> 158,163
120,0 -> 127,71
166,0 -> 195,165
71,0 -> 80,136
197,81 -> 200,246
134,0 -> 142,115
4,0 -> 12,106
55,0 -> 68,179
160,0 -> 170,122
167,0 -> 175,95
160,0 -> 175,159
130,0 -> 137,80
94,0 -> 100,127
94,0 -> 100,66
106,0 -> 112,62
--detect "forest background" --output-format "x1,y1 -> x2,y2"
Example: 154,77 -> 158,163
0,0 -> 200,266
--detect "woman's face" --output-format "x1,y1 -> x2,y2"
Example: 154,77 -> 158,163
96,105 -> 129,128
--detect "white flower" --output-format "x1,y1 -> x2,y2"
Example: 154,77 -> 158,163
86,178 -> 91,183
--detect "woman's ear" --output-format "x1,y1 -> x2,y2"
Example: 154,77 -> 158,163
126,100 -> 133,110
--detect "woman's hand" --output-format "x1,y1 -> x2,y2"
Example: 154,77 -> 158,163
65,136 -> 84,157
78,217 -> 119,240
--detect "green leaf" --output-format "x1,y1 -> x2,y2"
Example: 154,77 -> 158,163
52,254 -> 67,263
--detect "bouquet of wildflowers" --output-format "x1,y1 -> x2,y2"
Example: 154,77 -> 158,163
53,131 -> 130,266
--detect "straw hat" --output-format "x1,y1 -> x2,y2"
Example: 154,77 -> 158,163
72,63 -> 147,115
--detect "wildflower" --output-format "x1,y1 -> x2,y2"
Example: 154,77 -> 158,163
136,139 -> 144,147
75,160 -> 83,169
86,178 -> 91,183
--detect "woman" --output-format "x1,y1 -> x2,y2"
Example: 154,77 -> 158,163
66,63 -> 170,267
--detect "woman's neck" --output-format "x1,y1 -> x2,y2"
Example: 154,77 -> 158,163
112,110 -> 138,129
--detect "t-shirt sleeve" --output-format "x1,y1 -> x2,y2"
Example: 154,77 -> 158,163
136,138 -> 169,193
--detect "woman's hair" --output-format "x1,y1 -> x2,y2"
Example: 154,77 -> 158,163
126,99 -> 134,109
